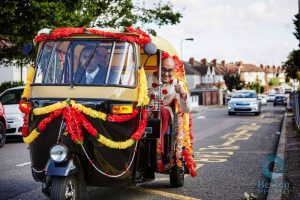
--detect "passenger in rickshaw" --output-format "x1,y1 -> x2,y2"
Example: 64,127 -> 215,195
74,46 -> 109,84
147,52 -> 191,169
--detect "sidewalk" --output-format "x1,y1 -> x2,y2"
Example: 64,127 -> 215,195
267,107 -> 300,199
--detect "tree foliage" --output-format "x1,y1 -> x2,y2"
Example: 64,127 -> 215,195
223,69 -> 242,92
0,0 -> 182,65
284,13 -> 299,80
284,49 -> 299,80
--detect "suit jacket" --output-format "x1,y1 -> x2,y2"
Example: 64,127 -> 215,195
74,67 -> 106,84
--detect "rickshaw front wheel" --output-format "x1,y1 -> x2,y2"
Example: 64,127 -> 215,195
169,165 -> 184,188
50,175 -> 79,200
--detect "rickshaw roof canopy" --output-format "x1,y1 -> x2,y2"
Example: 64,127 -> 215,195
150,35 -> 178,57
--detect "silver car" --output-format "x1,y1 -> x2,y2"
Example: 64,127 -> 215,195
228,90 -> 262,115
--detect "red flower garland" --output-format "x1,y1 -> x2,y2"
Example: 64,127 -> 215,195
34,27 -> 85,43
19,99 -> 32,137
38,109 -> 63,131
130,109 -> 148,141
107,109 -> 139,122
33,27 -> 151,46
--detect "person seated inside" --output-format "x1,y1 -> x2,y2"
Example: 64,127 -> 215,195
147,53 -> 191,168
74,46 -> 109,84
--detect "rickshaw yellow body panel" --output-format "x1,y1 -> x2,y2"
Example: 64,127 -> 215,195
30,86 -> 138,101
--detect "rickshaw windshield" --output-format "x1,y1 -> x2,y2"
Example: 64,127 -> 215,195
34,40 -> 137,86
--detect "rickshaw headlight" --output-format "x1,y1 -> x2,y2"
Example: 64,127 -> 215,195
111,104 -> 133,114
50,144 -> 68,163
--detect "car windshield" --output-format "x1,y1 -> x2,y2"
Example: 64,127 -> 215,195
232,92 -> 257,98
34,40 -> 137,86
0,89 -> 24,105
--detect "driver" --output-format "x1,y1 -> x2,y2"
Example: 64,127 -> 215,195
75,46 -> 109,84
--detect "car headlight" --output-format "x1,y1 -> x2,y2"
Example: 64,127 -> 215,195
228,102 -> 234,106
50,144 -> 68,163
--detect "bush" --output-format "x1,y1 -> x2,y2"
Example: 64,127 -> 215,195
0,81 -> 24,94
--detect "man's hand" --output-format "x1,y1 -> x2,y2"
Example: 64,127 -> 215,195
174,80 -> 187,100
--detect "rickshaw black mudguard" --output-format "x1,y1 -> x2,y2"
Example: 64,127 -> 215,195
29,99 -> 142,187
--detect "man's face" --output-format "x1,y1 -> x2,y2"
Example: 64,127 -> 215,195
161,58 -> 175,83
80,48 -> 108,74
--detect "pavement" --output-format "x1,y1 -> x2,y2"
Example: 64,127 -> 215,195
266,106 -> 300,200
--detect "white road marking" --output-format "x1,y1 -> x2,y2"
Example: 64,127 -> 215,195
16,162 -> 31,167
197,116 -> 206,119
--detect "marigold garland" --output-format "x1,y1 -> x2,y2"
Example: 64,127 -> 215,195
33,101 -> 68,116
23,129 -> 40,144
70,100 -> 107,121
137,68 -> 149,106
22,65 -> 35,99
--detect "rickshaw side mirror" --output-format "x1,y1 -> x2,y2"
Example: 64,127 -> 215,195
22,44 -> 33,56
144,42 -> 157,56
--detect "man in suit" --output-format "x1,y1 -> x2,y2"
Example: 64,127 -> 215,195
75,46 -> 109,84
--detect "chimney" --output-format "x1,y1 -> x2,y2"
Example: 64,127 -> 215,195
260,64 -> 264,69
236,61 -> 242,66
201,58 -> 207,66
221,60 -> 225,67
189,57 -> 195,66
211,59 -> 217,67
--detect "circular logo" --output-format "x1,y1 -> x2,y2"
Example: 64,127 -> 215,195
262,155 -> 284,179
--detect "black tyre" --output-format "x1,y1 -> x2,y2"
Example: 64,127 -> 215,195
170,165 -> 184,188
50,175 -> 79,200
228,112 -> 235,116
0,121 -> 6,148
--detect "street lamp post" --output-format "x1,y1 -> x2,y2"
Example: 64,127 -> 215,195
180,38 -> 194,60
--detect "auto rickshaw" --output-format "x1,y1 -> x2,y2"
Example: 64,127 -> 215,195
20,27 -> 197,200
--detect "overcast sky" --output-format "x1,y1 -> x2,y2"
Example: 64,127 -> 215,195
144,0 -> 298,66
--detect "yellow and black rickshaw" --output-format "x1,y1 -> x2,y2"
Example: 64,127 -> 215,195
20,27 -> 196,200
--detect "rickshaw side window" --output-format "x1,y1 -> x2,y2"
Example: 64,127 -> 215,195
107,42 -> 136,86
35,41 -> 71,84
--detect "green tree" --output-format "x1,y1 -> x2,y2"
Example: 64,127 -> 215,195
223,69 -> 242,92
284,13 -> 299,80
284,49 -> 299,80
269,77 -> 280,87
0,0 -> 182,65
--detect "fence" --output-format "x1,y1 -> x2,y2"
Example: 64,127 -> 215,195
291,91 -> 300,129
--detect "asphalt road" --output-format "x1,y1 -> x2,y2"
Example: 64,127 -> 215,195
0,103 -> 285,200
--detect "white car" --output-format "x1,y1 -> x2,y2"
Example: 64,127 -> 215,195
267,93 -> 276,102
0,86 -> 24,137
258,94 -> 267,105
228,90 -> 262,115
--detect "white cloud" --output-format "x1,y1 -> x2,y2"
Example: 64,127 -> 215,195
141,0 -> 298,66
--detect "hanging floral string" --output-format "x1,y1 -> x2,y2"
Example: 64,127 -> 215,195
70,100 -> 107,121
34,27 -> 151,46
136,68 -> 149,106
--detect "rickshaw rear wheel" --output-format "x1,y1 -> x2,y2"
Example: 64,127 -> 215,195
169,165 -> 184,188
50,175 -> 79,200
0,122 -> 6,148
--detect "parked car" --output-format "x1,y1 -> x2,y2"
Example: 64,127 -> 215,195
258,94 -> 267,105
285,88 -> 292,94
228,90 -> 262,115
0,102 -> 6,148
0,86 -> 24,137
267,93 -> 276,102
273,95 -> 287,106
